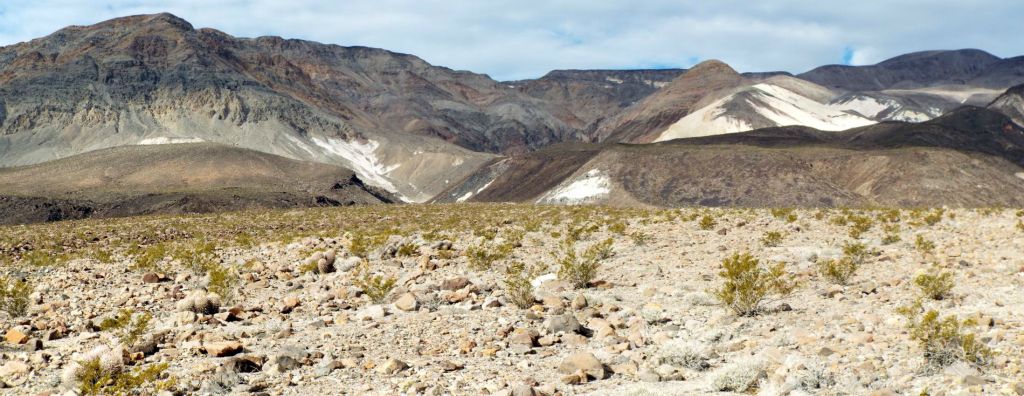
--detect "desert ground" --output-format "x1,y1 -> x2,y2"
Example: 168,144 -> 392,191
0,204 -> 1022,395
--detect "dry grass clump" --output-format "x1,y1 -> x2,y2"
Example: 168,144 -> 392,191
914,269 -> 954,300
503,262 -> 539,309
354,261 -> 396,304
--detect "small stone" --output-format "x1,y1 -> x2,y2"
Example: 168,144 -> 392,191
21,338 -> 43,352
377,358 -> 408,375
280,296 -> 301,314
439,360 -> 463,372
508,328 -> 538,347
204,341 -> 243,357
141,272 -> 163,283
557,352 -> 605,380
545,313 -> 581,334
817,346 -> 835,357
5,329 -> 28,345
638,368 -> 661,382
511,384 -> 536,396
394,293 -> 418,312
441,277 -> 470,291
0,361 -> 29,378
571,294 -> 587,310
358,305 -> 387,321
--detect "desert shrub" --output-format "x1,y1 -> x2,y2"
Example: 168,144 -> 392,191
465,242 -> 511,271
711,359 -> 765,392
882,223 -> 902,244
630,231 -> 651,246
347,233 -> 387,259
770,208 -> 797,223
761,231 -> 784,247
914,235 -> 935,254
698,215 -> 716,230
713,252 -> 795,316
922,209 -> 945,226
173,240 -> 217,273
205,264 -> 238,303
90,248 -> 114,264
818,257 -> 858,285
656,340 -> 710,371
22,249 -> 59,267
99,309 -> 152,347
395,242 -> 419,257
847,214 -> 874,239
503,262 -> 537,309
0,276 -> 32,317
898,302 -> 992,369
354,261 -> 396,304
914,270 -> 954,300
877,208 -> 902,224
76,359 -> 171,396
794,361 -> 836,391
133,243 -> 168,272
555,238 -> 610,289
842,241 -> 871,265
1017,220 -> 1024,232
607,221 -> 627,235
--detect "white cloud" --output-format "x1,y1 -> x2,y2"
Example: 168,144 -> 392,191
0,0 -> 1022,80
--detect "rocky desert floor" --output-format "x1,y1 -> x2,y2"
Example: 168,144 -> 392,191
0,204 -> 1022,395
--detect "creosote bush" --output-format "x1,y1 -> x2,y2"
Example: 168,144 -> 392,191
0,276 -> 32,317
354,261 -> 396,304
761,231 -> 784,247
99,309 -> 152,347
698,215 -> 716,230
503,262 -> 537,309
914,235 -> 935,254
898,301 -> 992,369
556,237 -> 611,289
713,252 -> 795,316
818,257 -> 858,285
914,269 -> 954,300
77,359 -> 172,396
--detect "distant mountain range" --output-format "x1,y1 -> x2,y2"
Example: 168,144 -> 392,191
2,13 -> 1023,222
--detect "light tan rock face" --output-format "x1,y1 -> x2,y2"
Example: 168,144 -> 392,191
1,205 -> 1023,394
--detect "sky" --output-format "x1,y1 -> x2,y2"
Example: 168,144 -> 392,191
0,0 -> 1022,81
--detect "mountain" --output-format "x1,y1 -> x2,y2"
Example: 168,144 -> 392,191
0,13 -> 589,201
436,107 -> 1024,207
591,60 -> 747,143
989,83 -> 1024,127
506,69 -> 684,131
0,143 -> 395,224
798,49 -> 1024,92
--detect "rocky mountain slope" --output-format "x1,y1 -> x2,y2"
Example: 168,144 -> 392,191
0,143 -> 395,224
591,60 -> 748,143
990,83 -> 1024,127
438,107 -> 1024,207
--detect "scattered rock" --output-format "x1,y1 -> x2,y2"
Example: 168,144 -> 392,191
394,293 -> 418,312
377,358 -> 409,375
205,341 -> 243,357
557,352 -> 605,381
5,329 -> 28,345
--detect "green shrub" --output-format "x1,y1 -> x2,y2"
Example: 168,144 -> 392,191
898,302 -> 992,369
818,257 -> 858,285
770,208 -> 798,223
761,231 -> 784,247
503,262 -> 537,309
922,209 -> 945,226
914,270 -> 954,300
465,242 -> 512,271
847,214 -> 874,239
881,223 -> 901,245
713,252 -> 796,316
630,231 -> 651,246
914,235 -> 936,254
841,242 -> 871,265
607,221 -> 627,235
206,264 -> 238,303
354,262 -> 396,304
0,276 -> 32,317
99,309 -> 152,347
698,215 -> 716,230
555,238 -> 610,289
77,359 -> 172,396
